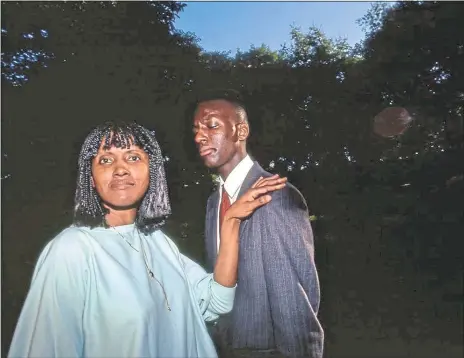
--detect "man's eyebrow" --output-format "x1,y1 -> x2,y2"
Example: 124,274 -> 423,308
196,114 -> 217,123
203,112 -> 217,118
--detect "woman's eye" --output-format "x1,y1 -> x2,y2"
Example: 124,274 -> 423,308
99,157 -> 113,164
128,155 -> 141,162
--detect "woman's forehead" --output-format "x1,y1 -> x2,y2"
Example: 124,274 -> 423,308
98,139 -> 144,153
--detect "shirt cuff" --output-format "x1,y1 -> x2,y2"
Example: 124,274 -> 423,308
211,279 -> 237,304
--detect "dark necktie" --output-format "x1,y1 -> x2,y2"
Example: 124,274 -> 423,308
219,185 -> 231,230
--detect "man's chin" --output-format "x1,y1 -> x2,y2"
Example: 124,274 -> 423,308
202,157 -> 219,169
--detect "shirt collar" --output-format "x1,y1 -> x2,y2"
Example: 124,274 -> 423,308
219,155 -> 254,198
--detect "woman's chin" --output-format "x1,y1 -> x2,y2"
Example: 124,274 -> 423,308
103,201 -> 140,212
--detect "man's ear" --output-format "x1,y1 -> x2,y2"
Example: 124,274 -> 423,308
237,122 -> 249,141
91,176 -> 95,188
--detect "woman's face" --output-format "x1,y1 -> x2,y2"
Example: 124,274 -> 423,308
91,142 -> 150,210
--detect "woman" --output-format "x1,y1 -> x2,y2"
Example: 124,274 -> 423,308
8,122 -> 286,358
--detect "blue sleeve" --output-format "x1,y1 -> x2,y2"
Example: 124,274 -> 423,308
8,229 -> 89,358
181,254 -> 236,322
261,188 -> 324,358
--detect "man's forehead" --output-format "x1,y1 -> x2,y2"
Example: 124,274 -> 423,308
195,100 -> 236,120
197,99 -> 235,113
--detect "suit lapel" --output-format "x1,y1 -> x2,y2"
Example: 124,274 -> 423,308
206,190 -> 219,268
236,162 -> 269,237
237,162 -> 269,198
207,162 -> 268,267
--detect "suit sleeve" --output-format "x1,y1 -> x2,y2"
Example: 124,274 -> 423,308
8,229 -> 89,358
261,187 -> 324,358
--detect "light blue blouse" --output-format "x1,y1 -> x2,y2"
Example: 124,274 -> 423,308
8,224 -> 235,358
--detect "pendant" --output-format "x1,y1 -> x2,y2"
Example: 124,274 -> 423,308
148,270 -> 154,278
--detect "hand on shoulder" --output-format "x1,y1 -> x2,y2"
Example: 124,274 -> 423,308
224,174 -> 287,223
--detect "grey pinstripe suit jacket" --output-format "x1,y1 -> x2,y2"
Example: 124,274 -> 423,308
205,162 -> 324,358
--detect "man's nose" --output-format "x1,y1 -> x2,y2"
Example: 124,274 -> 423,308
194,129 -> 207,144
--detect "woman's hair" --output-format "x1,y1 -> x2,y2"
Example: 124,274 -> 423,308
73,121 -> 171,234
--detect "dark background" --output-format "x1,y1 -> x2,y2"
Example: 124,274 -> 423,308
2,2 -> 463,357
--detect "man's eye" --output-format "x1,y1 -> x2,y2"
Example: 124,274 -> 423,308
208,124 -> 218,129
99,157 -> 113,164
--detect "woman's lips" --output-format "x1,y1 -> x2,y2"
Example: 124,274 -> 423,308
109,180 -> 135,190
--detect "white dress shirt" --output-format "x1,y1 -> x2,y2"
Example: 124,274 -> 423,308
216,155 -> 254,251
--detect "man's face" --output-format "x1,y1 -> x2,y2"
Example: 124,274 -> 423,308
91,142 -> 150,209
193,99 -> 247,170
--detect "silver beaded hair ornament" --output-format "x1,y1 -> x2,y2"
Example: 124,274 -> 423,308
73,121 -> 171,234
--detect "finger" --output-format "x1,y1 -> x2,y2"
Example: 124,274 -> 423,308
257,174 -> 279,183
256,180 -> 287,192
246,194 -> 272,212
251,176 -> 264,189
252,174 -> 279,188
255,177 -> 287,189
249,182 -> 286,199
258,175 -> 285,183
253,174 -> 279,187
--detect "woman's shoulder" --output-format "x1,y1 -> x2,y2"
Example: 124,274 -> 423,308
31,226 -> 95,274
44,226 -> 95,258
55,225 -> 94,242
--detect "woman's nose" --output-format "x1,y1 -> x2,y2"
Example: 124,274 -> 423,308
113,164 -> 129,177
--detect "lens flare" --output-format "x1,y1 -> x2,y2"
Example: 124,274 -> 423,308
373,107 -> 413,138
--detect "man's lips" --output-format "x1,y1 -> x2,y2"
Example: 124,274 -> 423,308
199,148 -> 215,157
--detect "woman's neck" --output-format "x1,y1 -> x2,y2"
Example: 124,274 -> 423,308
105,208 -> 137,227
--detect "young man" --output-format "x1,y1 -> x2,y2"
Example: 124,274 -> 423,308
192,91 -> 324,358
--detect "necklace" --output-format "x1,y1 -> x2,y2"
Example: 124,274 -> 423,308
111,226 -> 171,311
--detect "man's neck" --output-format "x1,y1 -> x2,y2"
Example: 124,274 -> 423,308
219,154 -> 254,202
218,152 -> 248,181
